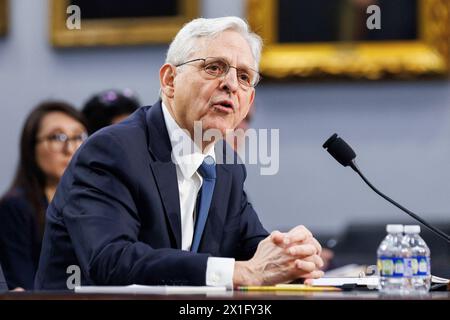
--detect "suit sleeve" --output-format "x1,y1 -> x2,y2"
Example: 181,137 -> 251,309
61,132 -> 210,286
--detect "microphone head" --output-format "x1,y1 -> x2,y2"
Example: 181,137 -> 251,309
323,133 -> 356,167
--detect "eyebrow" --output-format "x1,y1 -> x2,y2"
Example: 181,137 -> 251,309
210,56 -> 255,71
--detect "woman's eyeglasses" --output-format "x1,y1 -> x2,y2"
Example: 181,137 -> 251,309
37,132 -> 88,153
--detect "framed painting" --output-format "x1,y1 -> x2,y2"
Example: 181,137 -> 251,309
50,0 -> 199,47
247,0 -> 450,79
0,0 -> 8,36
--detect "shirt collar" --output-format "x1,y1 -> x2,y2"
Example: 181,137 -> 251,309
162,101 -> 216,179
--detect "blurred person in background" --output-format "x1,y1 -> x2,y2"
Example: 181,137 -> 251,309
0,101 -> 88,290
82,89 -> 140,135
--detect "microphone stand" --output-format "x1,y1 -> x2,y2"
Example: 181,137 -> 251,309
349,160 -> 450,244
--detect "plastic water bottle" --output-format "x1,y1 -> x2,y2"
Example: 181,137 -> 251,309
402,225 -> 431,293
377,224 -> 406,294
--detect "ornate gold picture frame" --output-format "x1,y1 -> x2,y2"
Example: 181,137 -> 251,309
50,0 -> 199,47
0,0 -> 8,36
247,0 -> 450,79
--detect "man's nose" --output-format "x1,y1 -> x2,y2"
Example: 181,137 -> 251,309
219,68 -> 239,92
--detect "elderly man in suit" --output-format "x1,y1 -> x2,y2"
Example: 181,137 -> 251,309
35,16 -> 324,289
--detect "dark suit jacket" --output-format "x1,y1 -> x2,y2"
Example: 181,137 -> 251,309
35,101 -> 268,289
0,263 -> 7,292
0,188 -> 47,289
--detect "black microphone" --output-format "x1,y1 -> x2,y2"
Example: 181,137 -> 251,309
323,133 -> 450,244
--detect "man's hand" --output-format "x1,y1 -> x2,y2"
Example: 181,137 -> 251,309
272,225 -> 324,279
271,225 -> 322,254
233,225 -> 324,286
274,226 -> 334,271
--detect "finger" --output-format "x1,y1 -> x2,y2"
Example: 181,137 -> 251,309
304,254 -> 324,269
284,225 -> 314,246
283,232 -> 308,246
301,270 -> 325,281
300,236 -> 322,254
288,225 -> 313,238
295,259 -> 317,273
287,244 -> 317,257
270,230 -> 286,246
309,237 -> 322,255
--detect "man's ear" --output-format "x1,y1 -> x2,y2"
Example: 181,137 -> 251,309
160,64 -> 176,98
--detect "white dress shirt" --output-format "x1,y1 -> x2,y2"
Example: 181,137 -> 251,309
161,102 -> 235,288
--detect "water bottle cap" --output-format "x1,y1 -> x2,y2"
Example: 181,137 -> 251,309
404,225 -> 420,234
386,224 -> 403,233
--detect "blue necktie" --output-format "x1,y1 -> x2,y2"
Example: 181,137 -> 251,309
191,156 -> 216,252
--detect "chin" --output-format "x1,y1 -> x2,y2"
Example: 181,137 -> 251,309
57,168 -> 67,179
202,118 -> 234,135
204,123 -> 232,136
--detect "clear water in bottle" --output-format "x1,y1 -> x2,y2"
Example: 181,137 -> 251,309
377,224 -> 406,294
402,225 -> 431,293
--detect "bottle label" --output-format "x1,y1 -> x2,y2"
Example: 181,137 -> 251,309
404,258 -> 415,277
416,256 -> 430,276
378,257 -> 404,277
403,256 -> 430,277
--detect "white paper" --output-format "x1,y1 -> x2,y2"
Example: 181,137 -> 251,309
311,277 -> 379,287
324,264 -> 367,277
74,284 -> 227,295
431,275 -> 449,284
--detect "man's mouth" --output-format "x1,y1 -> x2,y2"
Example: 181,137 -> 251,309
211,100 -> 235,114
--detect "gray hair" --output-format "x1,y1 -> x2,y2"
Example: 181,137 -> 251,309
165,16 -> 263,70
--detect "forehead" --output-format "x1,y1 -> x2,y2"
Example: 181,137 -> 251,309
39,112 -> 84,133
195,31 -> 255,68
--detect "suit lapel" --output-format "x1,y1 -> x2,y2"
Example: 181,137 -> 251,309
146,101 -> 182,249
149,162 -> 182,249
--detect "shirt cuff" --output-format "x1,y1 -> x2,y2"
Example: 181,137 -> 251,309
206,257 -> 235,289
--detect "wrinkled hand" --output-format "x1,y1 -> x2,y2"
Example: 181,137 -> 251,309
233,225 -> 324,286
274,226 -> 333,271
272,225 -> 324,278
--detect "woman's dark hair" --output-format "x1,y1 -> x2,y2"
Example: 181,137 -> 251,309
6,101 -> 87,234
82,89 -> 140,134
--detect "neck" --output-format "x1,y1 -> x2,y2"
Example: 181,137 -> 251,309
202,139 -> 216,154
162,98 -> 216,154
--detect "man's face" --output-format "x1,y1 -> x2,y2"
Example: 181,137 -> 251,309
169,31 -> 256,138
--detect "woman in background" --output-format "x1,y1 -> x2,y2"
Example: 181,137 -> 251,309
0,101 -> 87,290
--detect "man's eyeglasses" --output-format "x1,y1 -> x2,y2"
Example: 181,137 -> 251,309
37,132 -> 88,153
175,57 -> 261,88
